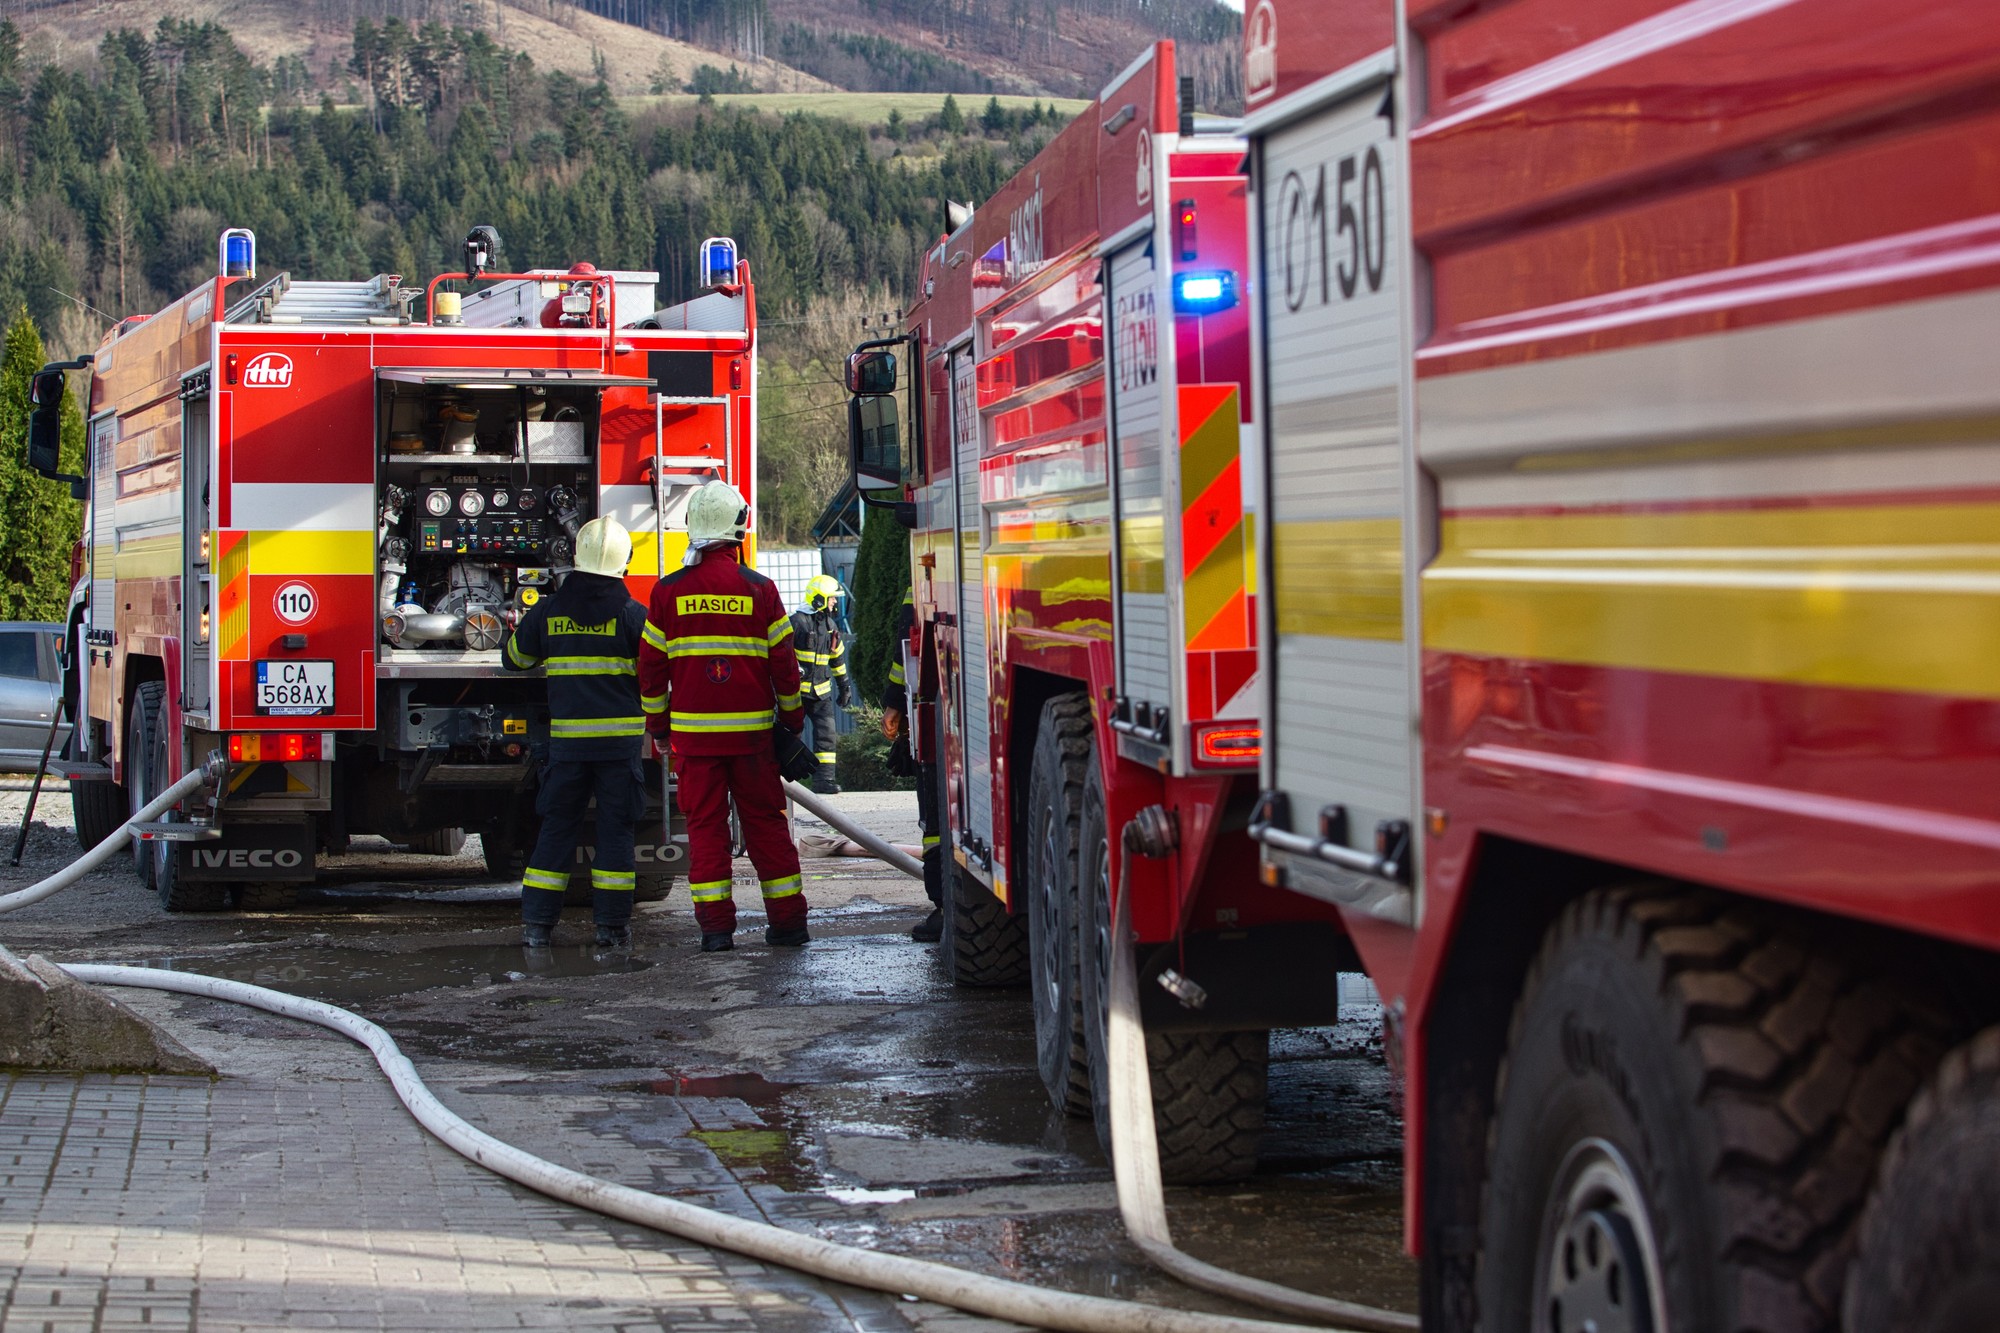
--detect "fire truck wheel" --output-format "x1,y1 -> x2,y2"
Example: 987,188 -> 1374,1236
481,827 -> 527,880
132,681 -> 227,914
1024,693 -> 1094,1115
125,686 -> 158,893
1477,885 -> 1949,1333
70,733 -> 126,850
233,883 -> 300,910
1075,763 -> 1266,1184
405,827 -> 467,857
1844,1026 -> 2000,1333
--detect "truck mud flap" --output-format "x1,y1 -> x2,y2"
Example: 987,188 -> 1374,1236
179,821 -> 317,881
567,819 -> 687,875
1136,922 -> 1357,1033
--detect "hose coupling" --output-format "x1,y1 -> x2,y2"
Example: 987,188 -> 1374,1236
1122,804 -> 1178,859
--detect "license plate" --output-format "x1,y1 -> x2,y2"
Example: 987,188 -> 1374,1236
256,660 -> 334,715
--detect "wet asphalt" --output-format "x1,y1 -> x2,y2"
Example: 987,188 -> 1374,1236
0,784 -> 1416,1324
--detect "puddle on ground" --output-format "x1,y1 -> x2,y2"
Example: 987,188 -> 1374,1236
134,943 -> 652,1004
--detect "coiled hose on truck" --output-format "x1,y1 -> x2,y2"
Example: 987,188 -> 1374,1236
0,766 -> 1416,1331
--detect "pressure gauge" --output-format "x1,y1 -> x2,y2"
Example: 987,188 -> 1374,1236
491,489 -> 511,510
423,489 -> 452,517
516,487 -> 538,512
459,490 -> 486,518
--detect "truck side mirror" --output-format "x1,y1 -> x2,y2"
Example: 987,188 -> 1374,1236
846,350 -> 897,396
26,370 -> 65,478
848,394 -> 902,491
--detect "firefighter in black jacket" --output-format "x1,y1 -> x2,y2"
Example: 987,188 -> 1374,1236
789,574 -> 851,794
880,585 -> 944,943
502,517 -> 650,949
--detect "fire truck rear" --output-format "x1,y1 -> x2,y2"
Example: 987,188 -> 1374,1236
846,42 -> 1353,1183
1242,0 -> 2000,1327
33,229 -> 759,911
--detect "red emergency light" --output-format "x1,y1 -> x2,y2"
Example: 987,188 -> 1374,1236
229,733 -> 325,763
1176,199 -> 1198,261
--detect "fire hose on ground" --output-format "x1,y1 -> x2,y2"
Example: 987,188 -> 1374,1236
0,764 -> 1417,1332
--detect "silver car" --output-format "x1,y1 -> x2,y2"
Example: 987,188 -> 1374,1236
0,622 -> 70,772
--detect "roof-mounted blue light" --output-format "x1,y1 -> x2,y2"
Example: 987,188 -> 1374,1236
701,236 -> 739,288
1173,270 -> 1236,313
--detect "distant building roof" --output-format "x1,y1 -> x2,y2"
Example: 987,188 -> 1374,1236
811,479 -> 862,546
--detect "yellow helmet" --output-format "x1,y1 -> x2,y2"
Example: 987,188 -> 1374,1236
572,516 -> 632,577
805,574 -> 841,612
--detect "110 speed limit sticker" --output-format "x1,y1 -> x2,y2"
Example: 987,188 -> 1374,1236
273,582 -> 318,625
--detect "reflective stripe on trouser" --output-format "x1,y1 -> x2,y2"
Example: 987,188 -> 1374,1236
676,748 -> 806,935
521,756 -> 643,929
803,694 -> 839,779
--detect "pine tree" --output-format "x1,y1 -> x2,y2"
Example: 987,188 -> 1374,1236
0,311 -> 86,621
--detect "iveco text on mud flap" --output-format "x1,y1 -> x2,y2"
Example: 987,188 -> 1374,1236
177,820 -> 317,882
43,226 -> 760,909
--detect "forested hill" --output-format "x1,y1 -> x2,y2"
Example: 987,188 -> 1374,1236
0,16 -> 1066,345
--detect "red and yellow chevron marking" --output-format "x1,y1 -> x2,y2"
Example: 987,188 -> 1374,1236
215,530 -> 250,661
1178,385 -> 1257,719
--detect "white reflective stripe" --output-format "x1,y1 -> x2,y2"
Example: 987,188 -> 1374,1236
642,621 -> 669,651
232,482 -> 373,531
523,867 -> 567,891
671,710 -> 775,731
760,874 -> 803,898
546,656 -> 637,675
667,637 -> 767,658
550,717 -> 647,736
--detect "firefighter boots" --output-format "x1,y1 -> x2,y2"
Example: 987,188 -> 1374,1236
522,922 -> 554,949
595,923 -> 631,949
766,925 -> 811,948
702,932 -> 734,953
909,908 -> 943,943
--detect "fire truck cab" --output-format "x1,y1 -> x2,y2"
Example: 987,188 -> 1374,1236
849,43 -> 1354,1183
32,229 -> 758,911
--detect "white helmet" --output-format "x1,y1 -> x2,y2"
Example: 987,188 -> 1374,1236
686,479 -> 749,551
572,516 -> 633,577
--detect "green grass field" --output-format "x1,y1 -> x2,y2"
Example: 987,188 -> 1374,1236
621,91 -> 1090,125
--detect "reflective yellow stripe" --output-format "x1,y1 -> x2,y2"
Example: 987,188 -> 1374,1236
591,868 -> 636,890
641,692 -> 667,715
689,878 -> 732,903
768,618 -> 793,645
672,709 -> 775,732
642,620 -> 669,652
832,663 -> 848,676
776,691 -> 801,710
922,834 -> 941,848
798,650 -> 828,665
888,661 -> 905,685
810,681 -> 833,696
814,752 -> 836,764
550,717 -> 647,738
545,656 -> 637,675
523,867 -> 567,892
506,637 -> 539,669
666,636 -> 768,658
760,874 -> 803,898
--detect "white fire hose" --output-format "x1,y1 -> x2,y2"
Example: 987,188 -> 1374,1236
0,757 -> 218,916
3,769 -> 1415,1330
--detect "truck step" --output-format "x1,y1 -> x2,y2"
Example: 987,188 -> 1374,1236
130,821 -> 224,842
47,759 -> 112,781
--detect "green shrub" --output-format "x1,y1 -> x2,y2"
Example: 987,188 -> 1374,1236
833,706 -> 915,791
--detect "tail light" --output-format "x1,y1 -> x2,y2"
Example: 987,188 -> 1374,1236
229,733 -> 326,763
1194,723 -> 1261,766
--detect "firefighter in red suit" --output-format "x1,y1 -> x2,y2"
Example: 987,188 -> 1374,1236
638,480 -> 810,952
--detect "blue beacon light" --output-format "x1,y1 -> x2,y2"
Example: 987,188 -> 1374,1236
1174,270 -> 1236,312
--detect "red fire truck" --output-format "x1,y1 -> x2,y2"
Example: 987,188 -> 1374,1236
26,229 -> 760,911
1242,0 -> 2000,1328
847,42 -> 1353,1184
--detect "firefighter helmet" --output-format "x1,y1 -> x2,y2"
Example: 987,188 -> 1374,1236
686,480 -> 750,550
572,516 -> 632,577
805,574 -> 841,612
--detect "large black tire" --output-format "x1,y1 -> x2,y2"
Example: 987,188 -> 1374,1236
69,733 -> 124,850
1844,1025 -> 2000,1333
1477,886 -> 1948,1333
132,681 -> 226,913
943,859 -> 1030,986
405,826 -> 466,857
1075,760 -> 1267,1184
125,686 -> 158,893
233,883 -> 300,910
1024,692 -> 1093,1115
482,825 -> 526,879
633,869 -> 676,904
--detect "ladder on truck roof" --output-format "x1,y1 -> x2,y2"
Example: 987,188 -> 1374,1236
225,274 -> 413,326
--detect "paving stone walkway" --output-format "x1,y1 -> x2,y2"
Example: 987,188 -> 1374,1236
0,1009 -> 931,1333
